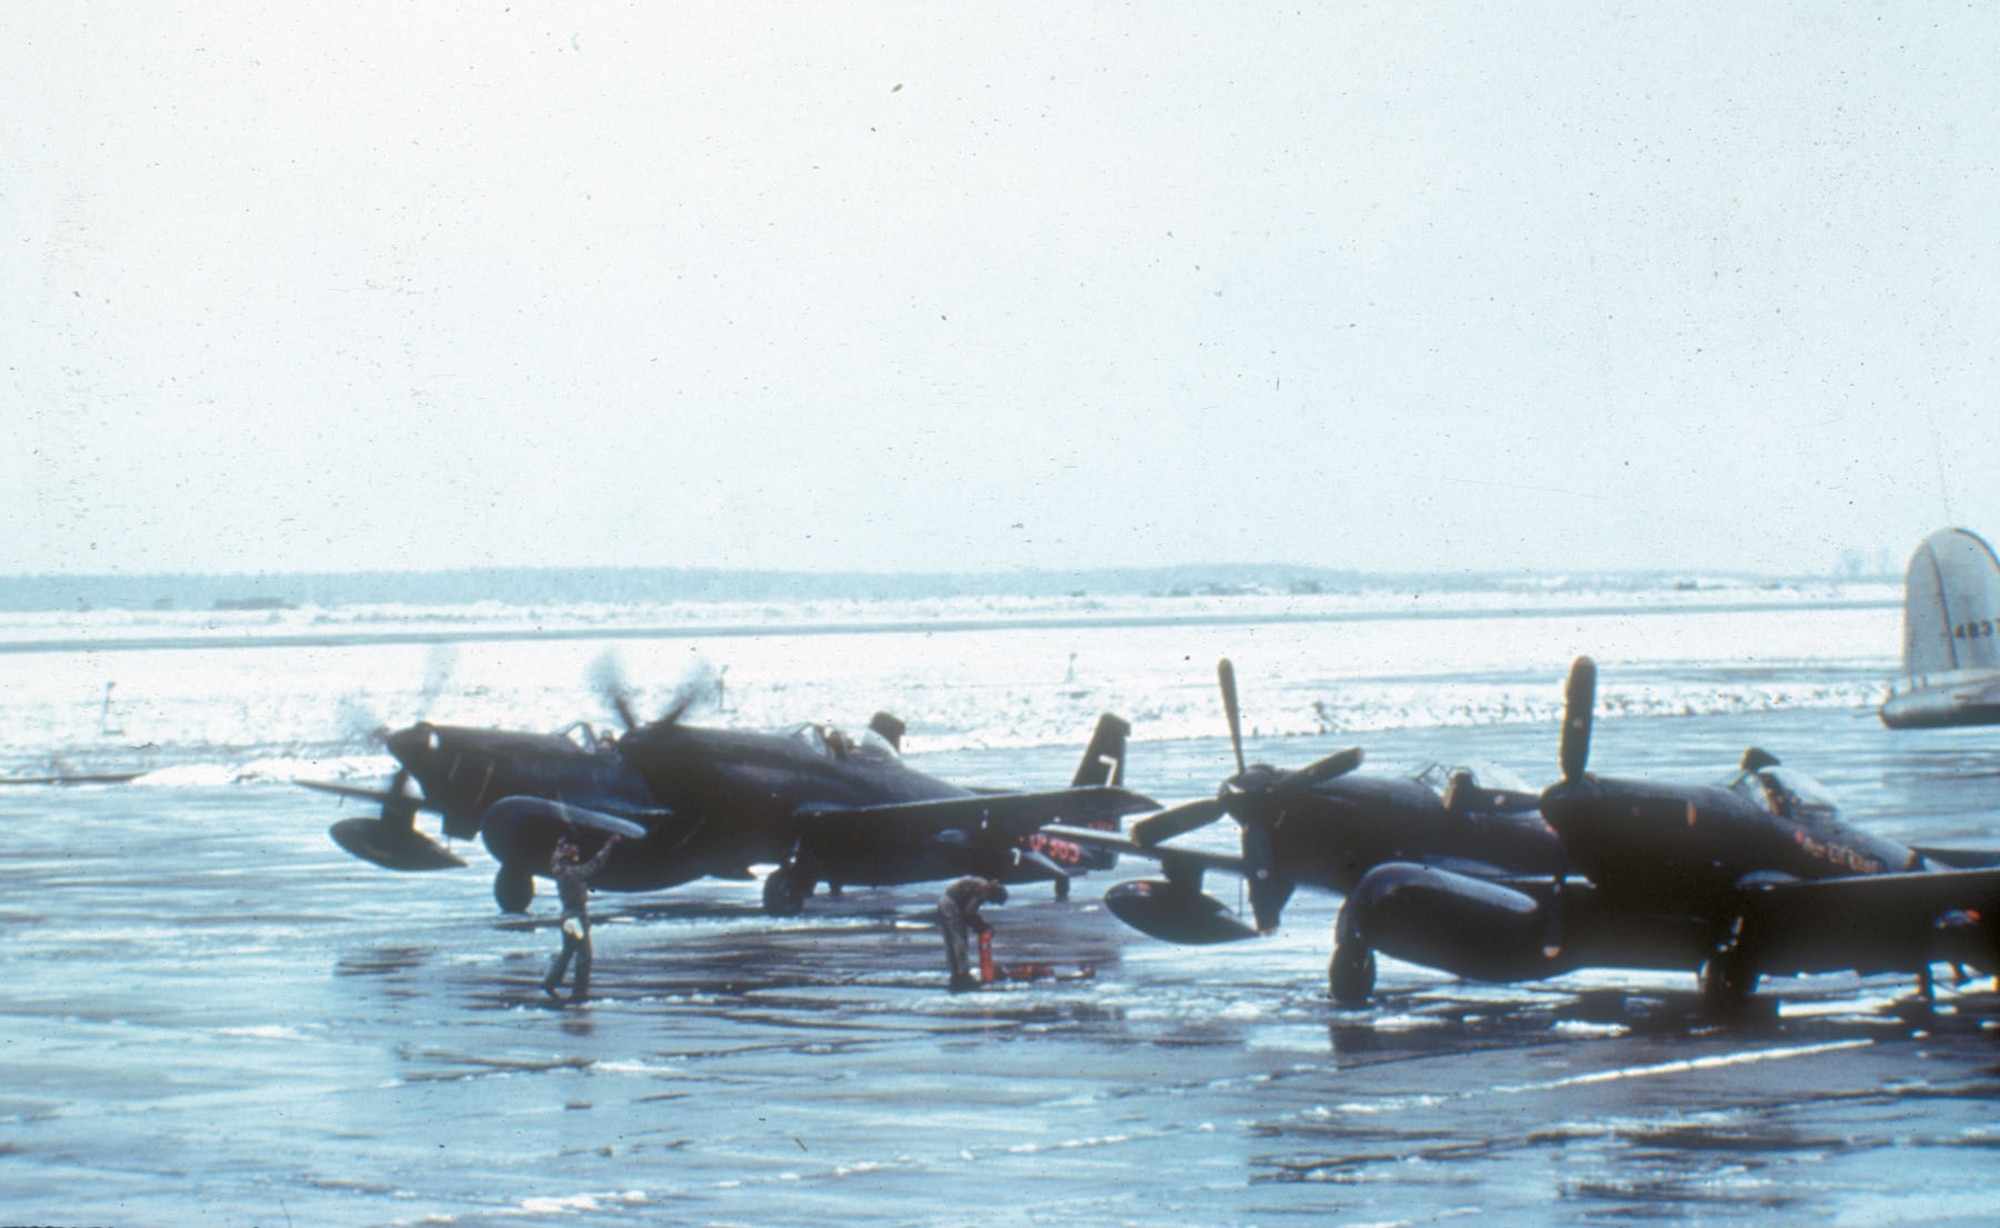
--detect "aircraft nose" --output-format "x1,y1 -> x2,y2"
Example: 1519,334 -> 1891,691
385,722 -> 441,767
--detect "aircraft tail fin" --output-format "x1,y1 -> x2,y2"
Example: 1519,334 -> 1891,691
1902,528 -> 2000,676
1070,713 -> 1130,792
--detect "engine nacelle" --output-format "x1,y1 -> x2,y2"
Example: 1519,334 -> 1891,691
1340,862 -> 1559,984
1104,880 -> 1260,945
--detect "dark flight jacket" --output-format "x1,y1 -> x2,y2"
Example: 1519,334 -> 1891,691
551,842 -> 616,919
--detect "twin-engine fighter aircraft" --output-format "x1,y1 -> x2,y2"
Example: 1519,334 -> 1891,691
1046,659 -> 1567,995
303,686 -> 1154,915
1332,657 -> 2000,1008
1880,526 -> 2000,729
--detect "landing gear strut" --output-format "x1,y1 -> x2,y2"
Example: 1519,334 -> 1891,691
762,862 -> 814,916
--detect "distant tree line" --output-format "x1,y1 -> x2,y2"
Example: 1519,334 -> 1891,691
0,564 -> 1861,614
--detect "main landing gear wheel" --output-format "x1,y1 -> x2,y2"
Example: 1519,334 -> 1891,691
762,863 -> 813,916
1698,949 -> 1759,1014
494,863 -> 535,914
1329,943 -> 1377,1007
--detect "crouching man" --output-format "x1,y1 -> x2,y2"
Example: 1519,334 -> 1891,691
938,876 -> 1007,992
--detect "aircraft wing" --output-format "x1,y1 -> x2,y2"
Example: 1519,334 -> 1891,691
1047,825 -> 1534,890
1912,845 -> 2000,870
297,779 -> 444,812
794,786 -> 1158,836
1734,866 -> 2000,976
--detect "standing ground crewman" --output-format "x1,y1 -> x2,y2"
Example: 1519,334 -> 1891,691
541,831 -> 621,1004
938,875 -> 1007,992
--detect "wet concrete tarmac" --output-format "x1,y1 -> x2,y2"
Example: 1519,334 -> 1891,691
3,707 -> 1998,1226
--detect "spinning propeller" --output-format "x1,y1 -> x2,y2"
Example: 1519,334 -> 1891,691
311,651 -> 466,871
591,651 -> 720,733
1131,659 -> 1363,931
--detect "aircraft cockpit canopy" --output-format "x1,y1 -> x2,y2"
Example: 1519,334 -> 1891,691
789,723 -> 859,760
1730,765 -> 1841,825
554,722 -> 617,754
1411,760 -> 1535,800
789,721 -> 895,760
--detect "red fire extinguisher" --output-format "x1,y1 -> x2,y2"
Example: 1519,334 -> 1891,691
978,930 -> 996,983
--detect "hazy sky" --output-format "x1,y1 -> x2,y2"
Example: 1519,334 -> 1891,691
6,3 -> 1998,578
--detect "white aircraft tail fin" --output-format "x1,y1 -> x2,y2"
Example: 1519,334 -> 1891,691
1902,527 -> 2000,676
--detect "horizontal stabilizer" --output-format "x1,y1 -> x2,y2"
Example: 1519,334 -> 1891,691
1104,880 -> 1259,945
1042,824 -> 1250,880
1039,824 -> 1138,854
329,817 -> 466,871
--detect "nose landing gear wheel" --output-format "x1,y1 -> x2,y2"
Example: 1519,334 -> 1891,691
494,864 -> 535,914
1329,943 -> 1376,1007
762,863 -> 813,916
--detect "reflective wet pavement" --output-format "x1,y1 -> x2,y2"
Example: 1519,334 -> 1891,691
3,708 -> 1998,1226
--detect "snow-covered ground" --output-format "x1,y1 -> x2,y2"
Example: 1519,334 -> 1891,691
0,581 -> 1900,782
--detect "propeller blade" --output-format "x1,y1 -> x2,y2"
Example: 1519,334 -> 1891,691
1132,798 -> 1229,847
336,694 -> 390,748
380,767 -> 416,832
1559,656 -> 1596,783
1274,746 -> 1365,795
417,644 -> 458,717
589,651 -> 641,731
1217,658 -> 1246,776
1241,818 -> 1294,933
658,660 -> 720,728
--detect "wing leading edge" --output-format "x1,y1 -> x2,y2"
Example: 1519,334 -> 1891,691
794,786 -> 1158,835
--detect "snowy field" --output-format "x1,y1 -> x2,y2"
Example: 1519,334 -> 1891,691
0,580 -> 1901,780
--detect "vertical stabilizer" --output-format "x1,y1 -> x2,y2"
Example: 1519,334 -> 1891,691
1071,714 -> 1130,789
1903,528 -> 2000,676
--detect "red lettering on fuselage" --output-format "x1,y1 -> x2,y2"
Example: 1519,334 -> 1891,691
1024,833 -> 1085,866
1790,827 -> 1884,875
